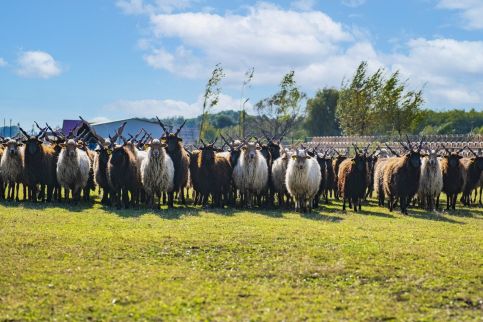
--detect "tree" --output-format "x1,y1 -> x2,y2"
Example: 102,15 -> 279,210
199,64 -> 225,141
254,71 -> 307,137
336,61 -> 383,136
305,88 -> 341,136
374,71 -> 423,135
239,67 -> 254,138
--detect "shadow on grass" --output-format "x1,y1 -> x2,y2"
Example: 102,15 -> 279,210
443,207 -> 483,218
300,211 -> 344,223
406,209 -> 465,224
1,199 -> 95,213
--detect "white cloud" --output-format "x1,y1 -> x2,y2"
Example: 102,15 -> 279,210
0,57 -> 6,67
391,38 -> 483,106
342,0 -> 366,8
103,93 -> 245,119
16,51 -> 62,79
144,3 -> 353,84
438,0 -> 483,30
116,0 -> 193,15
290,0 -> 316,11
120,2 -> 483,108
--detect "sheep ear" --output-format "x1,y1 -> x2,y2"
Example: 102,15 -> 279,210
256,146 -> 261,150
60,143 -> 66,148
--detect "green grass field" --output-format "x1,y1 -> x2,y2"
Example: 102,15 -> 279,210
0,197 -> 482,321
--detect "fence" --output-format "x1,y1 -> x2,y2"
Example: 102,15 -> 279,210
302,134 -> 483,154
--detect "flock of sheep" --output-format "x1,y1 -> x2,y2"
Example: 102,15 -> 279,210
0,118 -> 482,214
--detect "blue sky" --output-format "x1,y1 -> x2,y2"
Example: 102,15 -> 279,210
0,0 -> 482,129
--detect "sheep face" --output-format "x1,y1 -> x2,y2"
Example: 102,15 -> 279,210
243,142 -> 261,162
62,139 -> 80,157
22,137 -> 42,156
353,154 -> 366,172
292,149 -> 310,170
200,145 -> 216,164
267,141 -> 281,160
110,146 -> 129,167
146,139 -> 166,159
163,134 -> 182,153
474,157 -> 483,171
446,153 -> 462,168
407,151 -> 422,168
4,140 -> 22,156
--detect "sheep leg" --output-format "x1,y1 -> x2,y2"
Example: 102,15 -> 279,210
167,192 -> 174,209
342,197 -> 346,211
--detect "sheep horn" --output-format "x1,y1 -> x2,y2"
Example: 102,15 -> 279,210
466,146 -> 478,157
19,127 -> 30,138
200,138 -> 207,147
417,136 -> 424,153
385,143 -> 400,157
175,119 -> 187,136
156,116 -> 169,135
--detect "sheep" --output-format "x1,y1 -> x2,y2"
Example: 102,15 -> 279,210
232,140 -> 269,208
332,151 -> 348,200
323,153 -> 336,201
194,138 -> 232,207
107,142 -> 142,209
373,158 -> 389,206
188,149 -> 202,205
271,149 -> 292,208
87,121 -> 127,205
337,146 -> 367,212
417,149 -> 443,211
19,128 -> 57,202
0,144 -> 5,200
285,148 -> 321,212
313,150 -> 329,207
0,139 -> 24,201
56,139 -> 91,202
438,145 -> 465,210
140,139 -> 175,209
460,147 -> 483,207
383,138 -> 424,214
157,118 -> 190,206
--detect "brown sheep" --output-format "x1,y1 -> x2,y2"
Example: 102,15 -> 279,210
19,128 -> 57,202
438,145 -> 465,210
157,118 -> 190,206
383,138 -> 424,214
337,146 -> 367,212
460,147 -> 483,207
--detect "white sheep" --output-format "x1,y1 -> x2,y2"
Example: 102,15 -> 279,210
373,158 -> 389,206
418,149 -> 443,211
0,139 -> 24,201
56,139 -> 91,202
140,139 -> 175,209
232,141 -> 269,207
285,149 -> 321,212
271,150 -> 292,207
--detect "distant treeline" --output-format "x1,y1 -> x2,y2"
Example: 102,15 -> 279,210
153,62 -> 482,140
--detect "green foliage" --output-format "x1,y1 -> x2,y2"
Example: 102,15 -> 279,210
239,67 -> 254,138
305,88 -> 341,136
199,64 -> 225,141
254,71 -> 307,137
374,71 -> 424,135
0,198 -> 481,320
413,108 -> 483,135
336,62 -> 424,136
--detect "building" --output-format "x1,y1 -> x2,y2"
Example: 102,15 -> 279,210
90,118 -> 200,144
0,125 -> 20,138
